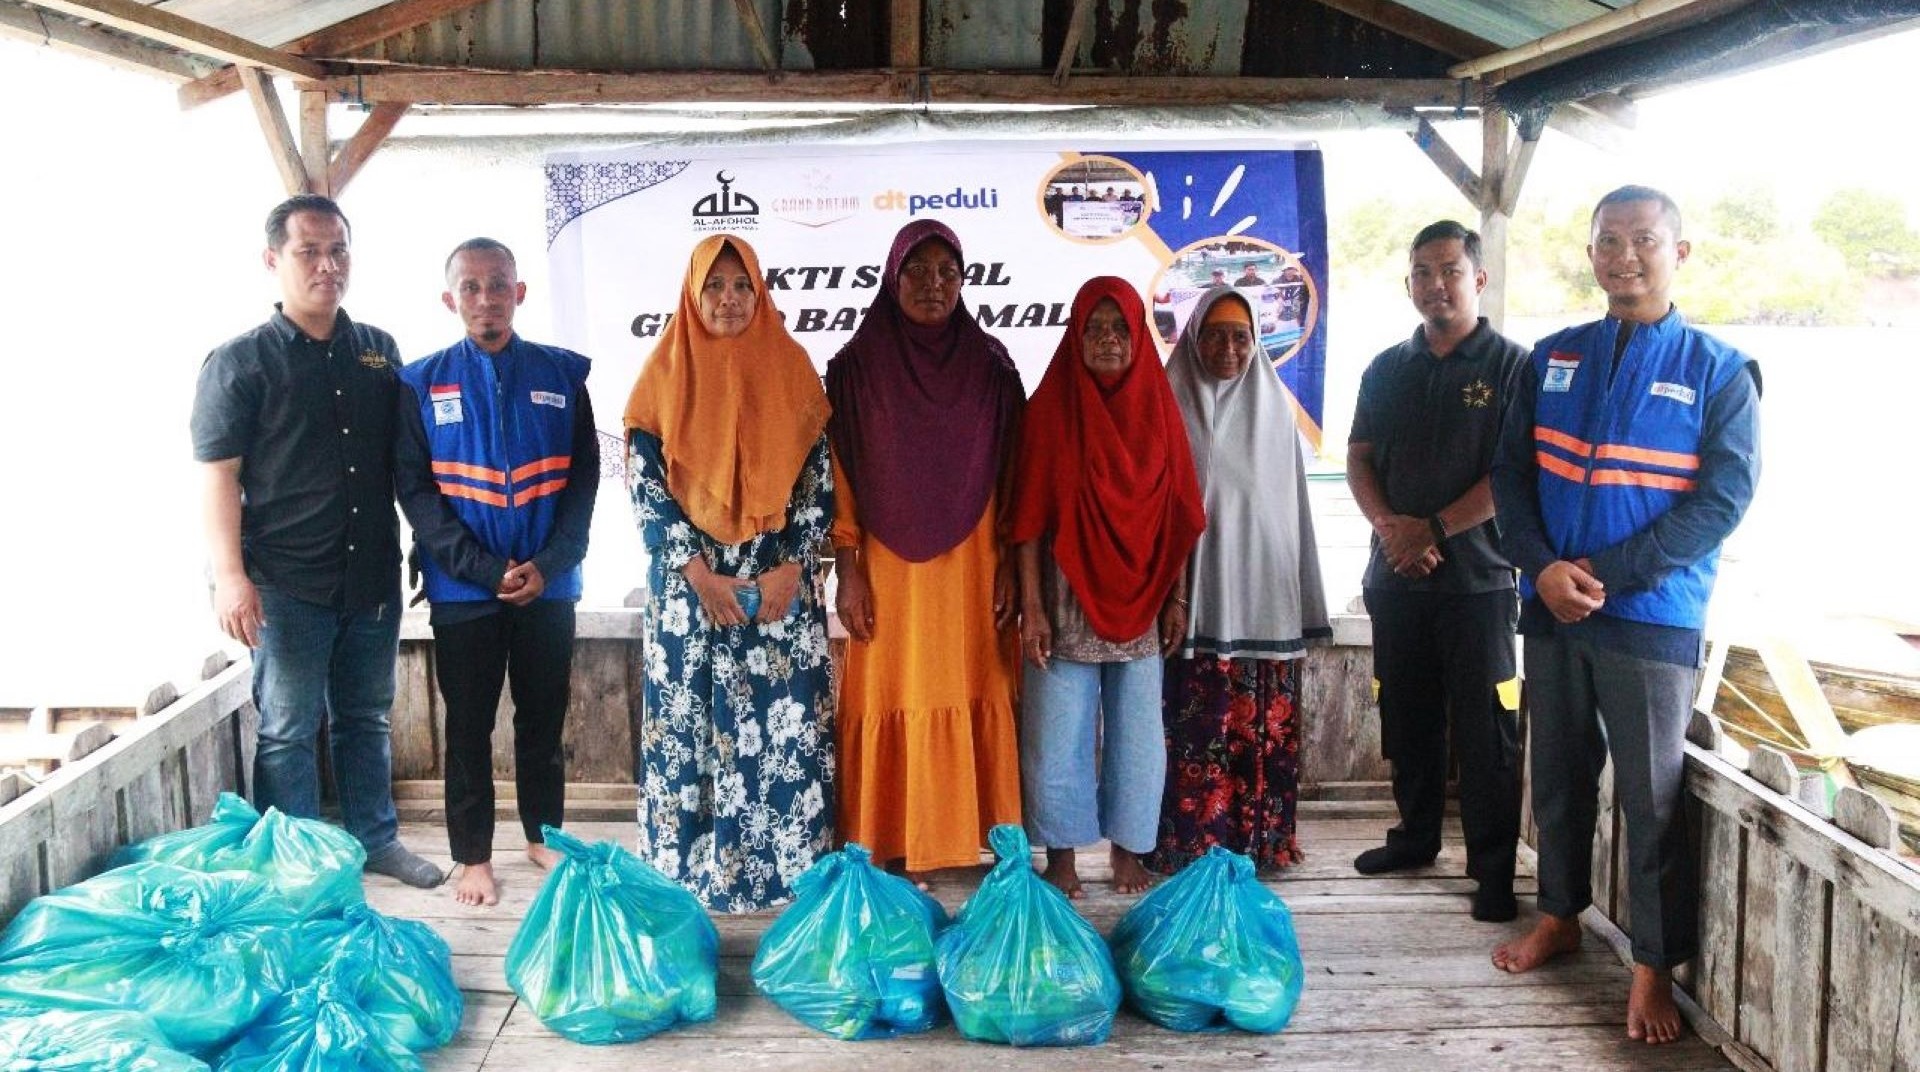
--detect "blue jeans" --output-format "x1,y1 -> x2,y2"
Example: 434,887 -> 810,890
252,584 -> 402,854
1019,654 -> 1166,854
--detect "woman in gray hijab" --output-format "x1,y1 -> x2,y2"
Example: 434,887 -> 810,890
1148,285 -> 1330,875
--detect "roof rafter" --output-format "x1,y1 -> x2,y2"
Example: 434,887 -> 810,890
0,2 -> 205,79
177,0 -> 493,109
22,0 -> 324,78
313,69 -> 1463,109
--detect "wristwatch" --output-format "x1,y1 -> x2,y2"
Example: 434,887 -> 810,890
1428,515 -> 1449,544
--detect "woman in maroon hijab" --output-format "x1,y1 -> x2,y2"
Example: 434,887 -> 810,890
827,220 -> 1026,884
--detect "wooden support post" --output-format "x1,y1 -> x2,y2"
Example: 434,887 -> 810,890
238,67 -> 309,197
1405,116 -> 1480,207
729,0 -> 781,75
1478,103 -> 1511,332
889,0 -> 921,69
300,90 -> 331,198
327,102 -> 409,198
1053,0 -> 1094,86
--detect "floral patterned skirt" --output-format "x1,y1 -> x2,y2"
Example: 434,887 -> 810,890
1147,655 -> 1302,875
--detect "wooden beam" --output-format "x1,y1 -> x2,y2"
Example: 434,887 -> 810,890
1306,0 -> 1497,59
889,0 -> 921,69
729,0 -> 780,73
314,70 -> 1464,108
1449,0 -> 1721,80
300,90 -> 331,197
0,3 -> 205,80
327,101 -> 409,196
288,0 -> 492,56
1499,119 -> 1538,217
239,66 -> 310,197
178,0 -> 491,109
1052,0 -> 1094,86
1545,104 -> 1632,155
1405,116 -> 1480,207
1478,104 -> 1510,331
22,0 -> 327,79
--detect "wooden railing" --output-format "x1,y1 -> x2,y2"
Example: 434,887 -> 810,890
1531,710 -> 1920,1072
0,654 -> 254,924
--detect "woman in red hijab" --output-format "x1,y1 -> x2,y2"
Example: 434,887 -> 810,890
1008,277 -> 1204,898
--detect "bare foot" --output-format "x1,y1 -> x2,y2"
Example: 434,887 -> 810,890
526,842 -> 561,870
1490,914 -> 1582,973
1110,846 -> 1154,894
452,861 -> 499,907
1627,965 -> 1684,1044
1041,848 -> 1084,899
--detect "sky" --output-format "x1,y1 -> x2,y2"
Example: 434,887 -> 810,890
2,21 -> 1917,699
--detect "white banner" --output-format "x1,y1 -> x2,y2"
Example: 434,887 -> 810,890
545,138 -> 1329,446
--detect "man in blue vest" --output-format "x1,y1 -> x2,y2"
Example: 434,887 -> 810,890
1490,186 -> 1760,1044
193,195 -> 442,890
395,238 -> 599,906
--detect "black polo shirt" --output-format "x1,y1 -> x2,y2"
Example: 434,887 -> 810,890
191,305 -> 403,609
1350,317 -> 1527,594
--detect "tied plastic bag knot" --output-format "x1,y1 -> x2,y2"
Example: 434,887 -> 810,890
986,824 -> 1030,863
842,844 -> 872,867
289,906 -> 462,1053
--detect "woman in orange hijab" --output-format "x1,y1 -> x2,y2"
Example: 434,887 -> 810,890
1009,276 -> 1204,899
624,234 -> 834,912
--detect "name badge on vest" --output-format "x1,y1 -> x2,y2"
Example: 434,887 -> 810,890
1650,381 -> 1697,406
430,384 -> 464,425
1543,352 -> 1581,393
530,390 -> 566,409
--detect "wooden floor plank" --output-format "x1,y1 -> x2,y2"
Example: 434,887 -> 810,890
371,812 -> 1736,1071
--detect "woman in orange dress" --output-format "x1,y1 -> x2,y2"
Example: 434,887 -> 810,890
826,219 -> 1026,882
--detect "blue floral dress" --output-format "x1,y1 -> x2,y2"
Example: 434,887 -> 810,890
627,429 -> 836,912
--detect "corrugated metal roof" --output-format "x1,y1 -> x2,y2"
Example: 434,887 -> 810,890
362,0 -> 796,71
1388,0 -> 1620,49
926,0 -> 1043,70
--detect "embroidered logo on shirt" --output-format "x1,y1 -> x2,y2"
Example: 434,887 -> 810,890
1543,352 -> 1581,393
530,390 -> 567,409
430,384 -> 463,425
1462,379 -> 1492,408
1650,381 -> 1697,405
358,351 -> 391,370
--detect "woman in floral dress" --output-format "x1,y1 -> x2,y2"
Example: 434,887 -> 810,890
623,234 -> 835,912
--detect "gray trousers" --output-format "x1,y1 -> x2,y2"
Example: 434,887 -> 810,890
1526,633 -> 1699,969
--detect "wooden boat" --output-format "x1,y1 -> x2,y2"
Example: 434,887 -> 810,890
1709,644 -> 1920,853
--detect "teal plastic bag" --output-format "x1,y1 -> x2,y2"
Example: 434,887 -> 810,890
114,793 -> 366,918
1109,845 -> 1304,1032
504,826 -> 718,1044
0,863 -> 297,1053
0,1008 -> 209,1071
934,825 -> 1120,1047
289,905 -> 461,1052
750,843 -> 949,1039
214,953 -> 421,1072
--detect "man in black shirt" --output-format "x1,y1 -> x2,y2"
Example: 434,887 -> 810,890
1346,220 -> 1527,921
190,194 -> 442,889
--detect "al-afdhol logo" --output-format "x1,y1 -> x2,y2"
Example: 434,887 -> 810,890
692,170 -> 759,231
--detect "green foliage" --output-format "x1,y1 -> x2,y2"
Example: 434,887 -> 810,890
1812,188 -> 1920,275
1710,183 -> 1781,244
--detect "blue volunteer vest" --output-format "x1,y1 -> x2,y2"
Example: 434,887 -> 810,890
399,336 -> 590,604
1524,310 -> 1749,629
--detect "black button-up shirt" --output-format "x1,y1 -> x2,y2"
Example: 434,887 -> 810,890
1350,317 -> 1527,594
191,305 -> 403,609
